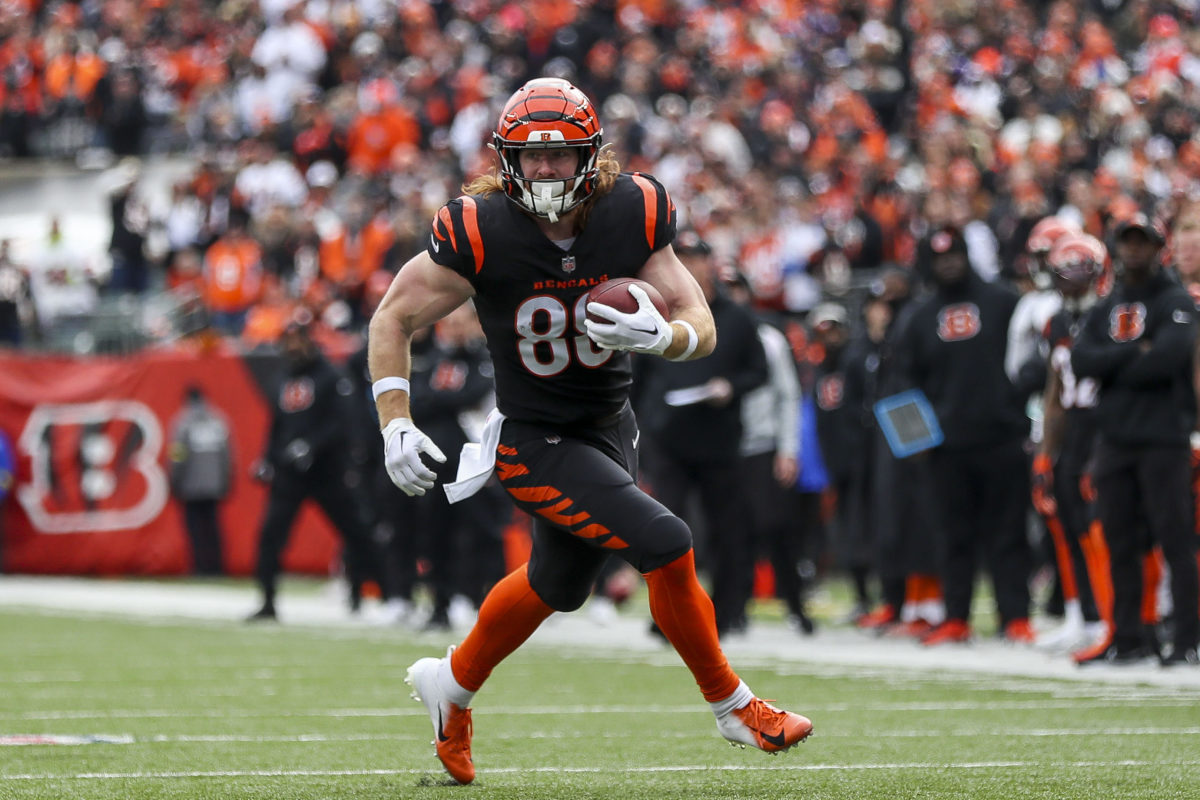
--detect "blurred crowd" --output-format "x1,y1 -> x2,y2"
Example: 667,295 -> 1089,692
2,0 -> 1200,662
1,0 -> 1200,349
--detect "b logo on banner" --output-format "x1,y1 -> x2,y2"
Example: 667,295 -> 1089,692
16,401 -> 169,533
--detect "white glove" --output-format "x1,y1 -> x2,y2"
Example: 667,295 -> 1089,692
382,418 -> 446,496
584,285 -> 674,355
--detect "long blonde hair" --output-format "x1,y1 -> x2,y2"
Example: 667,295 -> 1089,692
462,145 -> 622,228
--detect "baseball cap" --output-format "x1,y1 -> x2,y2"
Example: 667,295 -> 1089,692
1114,213 -> 1166,245
306,160 -> 338,189
718,266 -> 750,290
922,224 -> 968,257
674,230 -> 712,256
809,302 -> 848,329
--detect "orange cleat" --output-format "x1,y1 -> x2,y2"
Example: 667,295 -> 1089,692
717,697 -> 813,753
406,648 -> 475,785
856,604 -> 897,630
920,619 -> 971,646
1003,618 -> 1037,644
883,619 -> 935,639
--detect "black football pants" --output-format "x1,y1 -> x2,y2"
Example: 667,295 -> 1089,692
183,499 -> 224,576
1094,441 -> 1199,653
495,407 -> 692,613
931,440 -> 1032,627
255,464 -> 379,605
740,450 -> 813,620
1053,415 -> 1101,622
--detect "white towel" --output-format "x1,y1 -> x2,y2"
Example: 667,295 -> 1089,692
444,408 -> 506,504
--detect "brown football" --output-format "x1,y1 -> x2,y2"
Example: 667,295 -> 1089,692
585,278 -> 669,321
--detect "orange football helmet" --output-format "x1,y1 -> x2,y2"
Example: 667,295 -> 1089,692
1026,215 -> 1080,256
1048,232 -> 1108,295
492,78 -> 603,222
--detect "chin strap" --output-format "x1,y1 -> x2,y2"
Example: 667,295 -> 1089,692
538,183 -> 559,223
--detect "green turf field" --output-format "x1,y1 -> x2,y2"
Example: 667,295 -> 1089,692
1,607 -> 1198,800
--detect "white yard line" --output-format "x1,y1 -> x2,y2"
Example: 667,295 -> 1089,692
5,727 -> 1200,746
4,760 -> 1200,780
4,696 -> 1198,722
3,575 -> 1200,689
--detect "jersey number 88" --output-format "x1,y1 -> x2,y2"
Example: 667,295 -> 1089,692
516,294 -> 614,376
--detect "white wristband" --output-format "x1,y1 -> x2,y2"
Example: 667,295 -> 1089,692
371,377 -> 411,401
666,320 -> 699,361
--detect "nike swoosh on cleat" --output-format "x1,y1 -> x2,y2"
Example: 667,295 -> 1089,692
437,708 -> 450,743
761,729 -> 787,748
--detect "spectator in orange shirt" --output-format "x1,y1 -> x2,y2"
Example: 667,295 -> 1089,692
42,35 -> 105,118
345,82 -> 420,176
202,210 -> 263,336
241,275 -> 296,350
318,194 -> 394,298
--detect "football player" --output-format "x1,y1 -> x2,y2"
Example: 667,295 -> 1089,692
1031,233 -> 1113,655
367,78 -> 812,785
1005,215 -> 1081,396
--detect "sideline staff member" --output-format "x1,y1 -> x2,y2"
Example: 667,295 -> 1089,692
1072,215 -> 1199,666
248,313 -> 383,620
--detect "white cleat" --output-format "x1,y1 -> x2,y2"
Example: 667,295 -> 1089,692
404,647 -> 475,785
716,697 -> 813,753
1035,618 -> 1087,653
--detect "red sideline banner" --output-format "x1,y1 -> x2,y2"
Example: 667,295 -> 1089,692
0,347 -> 341,577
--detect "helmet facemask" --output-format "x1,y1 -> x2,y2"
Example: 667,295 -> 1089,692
494,139 -> 600,223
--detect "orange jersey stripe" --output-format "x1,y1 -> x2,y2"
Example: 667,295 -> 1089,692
508,485 -> 562,504
436,206 -> 457,251
497,444 -> 518,456
630,174 -> 658,250
535,497 -> 591,527
496,460 -> 531,481
574,522 -> 612,540
460,196 -> 484,273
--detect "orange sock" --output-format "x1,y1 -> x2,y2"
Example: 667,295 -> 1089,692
1044,513 -> 1079,601
644,550 -> 740,703
1141,550 -> 1162,626
450,564 -> 554,692
1082,521 -> 1113,624
918,574 -> 942,603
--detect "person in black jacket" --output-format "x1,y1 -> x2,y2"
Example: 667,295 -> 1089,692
811,302 -> 867,619
346,326 -> 426,626
832,293 -> 889,622
1071,215 -> 1199,666
633,232 -> 769,636
247,314 -> 384,620
856,268 -> 946,634
899,225 -> 1034,646
408,302 -> 506,629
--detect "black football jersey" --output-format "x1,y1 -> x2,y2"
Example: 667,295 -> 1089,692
1045,310 -> 1097,411
427,172 -> 677,425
